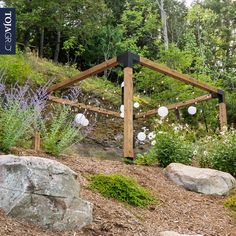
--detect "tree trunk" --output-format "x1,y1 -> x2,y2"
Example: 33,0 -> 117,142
23,29 -> 31,50
39,27 -> 44,58
54,30 -> 61,62
159,0 -> 169,50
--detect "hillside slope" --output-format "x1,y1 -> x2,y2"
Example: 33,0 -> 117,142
0,150 -> 235,236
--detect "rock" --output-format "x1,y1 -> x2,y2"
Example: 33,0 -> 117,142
164,163 -> 236,195
159,231 -> 203,236
0,155 -> 93,230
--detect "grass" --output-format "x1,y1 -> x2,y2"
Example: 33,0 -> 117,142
89,173 -> 156,207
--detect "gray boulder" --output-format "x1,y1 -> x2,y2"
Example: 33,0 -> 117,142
164,163 -> 236,195
0,155 -> 93,230
159,231 -> 203,236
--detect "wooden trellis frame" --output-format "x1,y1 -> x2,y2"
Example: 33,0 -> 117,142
46,52 -> 227,159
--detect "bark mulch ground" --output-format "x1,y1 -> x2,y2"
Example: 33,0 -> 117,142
0,149 -> 235,236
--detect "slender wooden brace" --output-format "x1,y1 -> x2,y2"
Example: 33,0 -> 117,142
33,131 -> 41,152
123,67 -> 134,159
135,94 -> 214,119
48,95 -> 120,118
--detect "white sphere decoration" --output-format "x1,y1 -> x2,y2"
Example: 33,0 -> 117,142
137,132 -> 146,141
120,104 -> 124,113
81,118 -> 89,127
120,112 -> 124,118
121,81 -> 124,87
133,102 -> 140,108
157,106 -> 169,117
188,106 -> 197,115
75,113 -> 86,124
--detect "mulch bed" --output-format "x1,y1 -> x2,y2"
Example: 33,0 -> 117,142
0,148 -> 235,236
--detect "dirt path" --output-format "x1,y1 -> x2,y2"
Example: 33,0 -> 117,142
0,152 -> 235,236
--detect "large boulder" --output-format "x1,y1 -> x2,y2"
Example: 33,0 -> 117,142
159,231 -> 203,236
0,155 -> 93,230
164,163 -> 236,195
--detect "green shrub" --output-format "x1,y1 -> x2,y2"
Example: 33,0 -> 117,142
134,150 -> 158,166
199,131 -> 236,176
89,174 -> 156,207
135,123 -> 193,167
42,106 -> 81,156
0,101 -> 34,151
154,131 -> 192,167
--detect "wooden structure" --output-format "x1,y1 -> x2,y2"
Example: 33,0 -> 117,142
46,52 -> 227,159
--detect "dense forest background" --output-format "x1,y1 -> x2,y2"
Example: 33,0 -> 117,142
3,0 -> 236,127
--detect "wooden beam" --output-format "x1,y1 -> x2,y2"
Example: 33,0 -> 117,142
135,94 -> 214,119
48,95 -> 120,118
123,67 -> 134,159
139,57 -> 220,94
33,131 -> 41,152
219,102 -> 227,131
47,57 -> 118,93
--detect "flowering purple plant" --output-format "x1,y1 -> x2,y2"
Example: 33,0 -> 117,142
0,77 -> 51,151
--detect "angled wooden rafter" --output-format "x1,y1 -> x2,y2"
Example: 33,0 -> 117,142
45,52 -> 227,159
139,57 -> 220,94
47,57 -> 118,93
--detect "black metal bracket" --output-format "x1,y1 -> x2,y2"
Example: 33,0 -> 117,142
117,52 -> 140,67
211,90 -> 225,103
217,90 -> 225,103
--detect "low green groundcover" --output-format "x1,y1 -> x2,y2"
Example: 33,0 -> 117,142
89,174 -> 156,207
225,190 -> 236,220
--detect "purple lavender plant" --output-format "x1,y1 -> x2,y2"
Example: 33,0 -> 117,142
0,79 -> 51,151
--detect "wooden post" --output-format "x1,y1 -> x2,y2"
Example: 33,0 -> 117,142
123,67 -> 134,159
33,131 -> 41,152
219,102 -> 227,131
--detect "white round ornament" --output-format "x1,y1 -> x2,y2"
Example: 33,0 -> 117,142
75,113 -> 86,124
188,106 -> 197,115
137,132 -> 146,141
134,102 -> 140,108
157,106 -> 169,117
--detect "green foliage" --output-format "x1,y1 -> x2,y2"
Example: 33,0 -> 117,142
0,101 -> 33,151
89,173 -> 156,207
134,150 -> 158,166
199,131 -> 236,176
226,92 -> 236,125
0,52 -> 44,85
135,123 -> 193,167
42,106 -> 81,156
